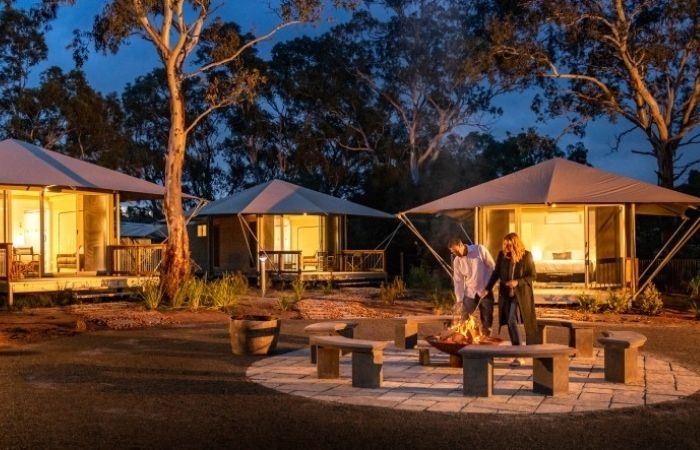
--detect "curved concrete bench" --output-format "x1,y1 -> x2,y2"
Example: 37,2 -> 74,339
310,335 -> 388,388
303,321 -> 359,363
537,318 -> 595,358
598,330 -> 647,384
393,315 -> 455,349
459,344 -> 577,397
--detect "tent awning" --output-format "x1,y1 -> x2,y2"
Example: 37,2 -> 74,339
402,158 -> 700,217
0,139 -> 195,200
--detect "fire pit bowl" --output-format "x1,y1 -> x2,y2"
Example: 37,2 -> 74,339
425,335 -> 503,367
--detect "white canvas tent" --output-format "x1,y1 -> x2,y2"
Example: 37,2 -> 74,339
191,180 -> 393,280
400,158 -> 700,297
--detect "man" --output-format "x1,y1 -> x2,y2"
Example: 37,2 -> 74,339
448,238 -> 496,336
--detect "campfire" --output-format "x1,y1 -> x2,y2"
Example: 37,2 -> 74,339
438,314 -> 483,345
426,314 -> 500,367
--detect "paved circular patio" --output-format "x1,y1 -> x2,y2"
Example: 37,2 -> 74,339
247,344 -> 700,414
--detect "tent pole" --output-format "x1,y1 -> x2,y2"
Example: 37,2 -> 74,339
634,215 -> 700,300
638,216 -> 688,281
397,213 -> 452,277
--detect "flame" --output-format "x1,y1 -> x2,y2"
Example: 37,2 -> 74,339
445,314 -> 483,344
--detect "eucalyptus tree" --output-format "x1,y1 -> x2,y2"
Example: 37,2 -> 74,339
90,0 -> 358,301
7,66 -> 132,169
265,33 -> 386,197
479,0 -> 700,188
0,1 -> 58,137
341,0 -> 503,184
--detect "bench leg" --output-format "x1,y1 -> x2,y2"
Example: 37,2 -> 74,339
604,346 -> 639,384
462,357 -> 493,397
571,328 -> 594,359
316,347 -> 340,379
394,322 -> 418,349
533,355 -> 570,396
537,324 -> 550,343
338,325 -> 357,357
351,350 -> 383,388
418,348 -> 431,366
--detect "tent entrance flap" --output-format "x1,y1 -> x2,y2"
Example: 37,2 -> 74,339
635,209 -> 700,299
397,213 -> 452,277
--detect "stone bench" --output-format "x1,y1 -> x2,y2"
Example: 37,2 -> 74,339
393,315 -> 455,349
537,318 -> 595,358
303,321 -> 359,363
459,344 -> 577,397
597,330 -> 647,384
310,335 -> 388,388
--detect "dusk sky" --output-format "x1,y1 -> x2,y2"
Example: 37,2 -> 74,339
22,0 -> 691,186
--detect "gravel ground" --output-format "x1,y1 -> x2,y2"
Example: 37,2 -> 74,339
0,314 -> 699,449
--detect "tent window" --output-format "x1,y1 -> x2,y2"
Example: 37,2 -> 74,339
197,224 -> 207,237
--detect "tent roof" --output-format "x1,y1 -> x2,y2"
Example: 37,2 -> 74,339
404,158 -> 700,216
197,179 -> 394,218
120,221 -> 168,240
0,139 -> 172,200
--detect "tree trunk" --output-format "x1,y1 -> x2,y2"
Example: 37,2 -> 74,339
160,78 -> 191,304
655,142 -> 676,189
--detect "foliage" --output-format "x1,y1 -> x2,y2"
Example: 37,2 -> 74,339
688,273 -> 700,299
430,289 -> 455,315
321,278 -> 334,295
379,277 -> 406,305
576,292 -> 601,315
139,278 -> 163,310
636,284 -> 664,316
291,278 -> 306,302
406,265 -> 435,290
207,272 -> 248,312
480,0 -> 700,188
175,276 -> 207,311
604,289 -> 629,314
277,295 -> 296,312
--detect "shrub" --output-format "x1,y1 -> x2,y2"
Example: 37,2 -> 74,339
277,295 -> 296,312
379,277 -> 406,305
177,277 -> 206,311
637,283 -> 663,316
577,292 -> 601,314
140,279 -> 163,310
207,272 -> 248,312
406,265 -> 434,290
605,289 -> 629,314
321,278 -> 334,295
430,289 -> 455,314
291,278 -> 306,302
688,273 -> 700,299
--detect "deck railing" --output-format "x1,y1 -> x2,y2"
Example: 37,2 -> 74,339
0,243 -> 9,280
339,250 -> 385,272
260,249 -> 386,275
107,244 -> 165,276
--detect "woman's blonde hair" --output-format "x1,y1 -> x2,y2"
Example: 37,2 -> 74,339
502,232 -> 526,263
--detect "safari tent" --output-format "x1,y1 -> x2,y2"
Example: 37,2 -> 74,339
0,139 -> 176,305
400,158 -> 700,300
189,180 -> 394,283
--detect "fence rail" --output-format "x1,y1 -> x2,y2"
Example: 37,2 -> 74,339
638,258 -> 700,293
107,244 -> 165,276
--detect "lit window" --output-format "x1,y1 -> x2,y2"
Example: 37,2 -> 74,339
197,224 -> 207,237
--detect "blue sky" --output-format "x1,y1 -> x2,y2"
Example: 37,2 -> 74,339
21,0 -> 686,185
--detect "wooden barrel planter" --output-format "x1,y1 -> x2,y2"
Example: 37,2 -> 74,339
229,315 -> 280,355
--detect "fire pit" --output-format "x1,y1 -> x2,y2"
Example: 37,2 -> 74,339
426,335 -> 503,367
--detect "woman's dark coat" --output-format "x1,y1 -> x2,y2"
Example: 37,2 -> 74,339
486,250 -> 539,345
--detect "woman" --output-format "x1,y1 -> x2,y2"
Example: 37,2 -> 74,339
482,233 -> 538,365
